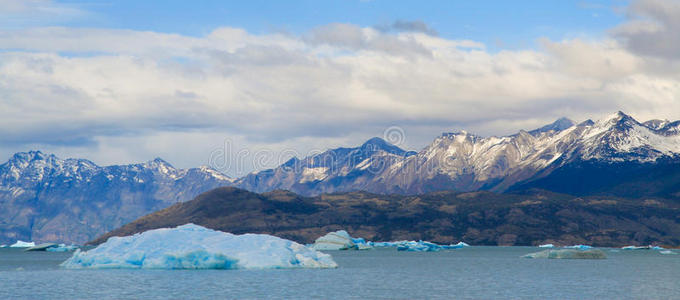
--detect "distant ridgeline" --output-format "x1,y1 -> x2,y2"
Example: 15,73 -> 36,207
234,111 -> 680,197
0,151 -> 233,244
92,187 -> 680,247
3,111 -> 680,244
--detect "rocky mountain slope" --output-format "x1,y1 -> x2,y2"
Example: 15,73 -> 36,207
0,151 -> 233,244
234,112 -> 680,196
91,187 -> 680,247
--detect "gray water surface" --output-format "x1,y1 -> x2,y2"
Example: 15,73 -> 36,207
0,247 -> 678,299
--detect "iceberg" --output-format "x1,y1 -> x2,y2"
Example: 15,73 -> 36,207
622,245 -> 651,250
312,230 -> 373,250
660,250 -> 676,255
0,245 -> 6,248
538,243 -> 555,248
61,224 -> 337,269
46,244 -> 79,252
564,244 -> 593,250
523,249 -> 607,259
10,241 -> 35,248
447,241 -> 470,249
376,240 -> 468,252
312,230 -> 356,250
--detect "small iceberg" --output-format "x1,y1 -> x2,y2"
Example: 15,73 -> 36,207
0,244 -> 6,248
622,245 -> 650,250
564,244 -> 593,250
46,244 -> 79,252
25,243 -> 79,252
538,243 -> 555,248
373,240 -> 468,252
25,243 -> 58,251
312,230 -> 356,250
660,250 -> 676,255
523,249 -> 607,259
61,224 -> 337,269
10,241 -> 35,248
621,245 -> 664,250
312,230 -> 373,250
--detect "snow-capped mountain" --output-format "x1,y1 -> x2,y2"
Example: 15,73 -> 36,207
3,111 -> 680,243
0,151 -> 233,244
235,111 -> 680,196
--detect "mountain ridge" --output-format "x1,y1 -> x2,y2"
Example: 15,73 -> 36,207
232,111 -> 680,196
0,151 -> 234,244
89,187 -> 680,247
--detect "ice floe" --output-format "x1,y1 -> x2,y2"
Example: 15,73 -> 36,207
564,245 -> 593,250
61,224 -> 337,269
312,230 -> 357,250
46,244 -> 79,252
372,240 -> 469,252
523,249 -> 607,259
538,243 -> 555,248
10,241 -> 35,248
660,250 -> 677,255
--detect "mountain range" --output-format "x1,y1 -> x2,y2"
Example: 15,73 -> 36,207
2,111 -> 680,244
0,151 -> 233,244
235,111 -> 680,197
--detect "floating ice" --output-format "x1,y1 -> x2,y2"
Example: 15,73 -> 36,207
660,250 -> 676,255
312,230 -> 356,250
564,244 -> 593,250
523,249 -> 607,259
0,245 -> 6,248
312,230 -> 374,250
538,243 -> 555,248
10,241 -> 35,248
46,244 -> 79,252
61,224 -> 337,269
369,240 -> 468,252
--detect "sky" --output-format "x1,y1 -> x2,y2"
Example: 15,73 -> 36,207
1,0 -> 680,176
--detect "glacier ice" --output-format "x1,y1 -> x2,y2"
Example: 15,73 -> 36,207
564,244 -> 593,250
61,224 -> 337,269
523,249 -> 607,259
0,245 -> 6,248
312,230 -> 356,250
10,241 -> 35,248
538,243 -> 555,248
312,230 -> 373,250
371,240 -> 468,252
46,244 -> 79,252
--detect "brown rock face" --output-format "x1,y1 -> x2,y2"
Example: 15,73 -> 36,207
90,187 -> 680,247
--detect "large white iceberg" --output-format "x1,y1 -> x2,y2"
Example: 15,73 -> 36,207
523,249 -> 607,259
10,240 -> 35,248
61,224 -> 337,269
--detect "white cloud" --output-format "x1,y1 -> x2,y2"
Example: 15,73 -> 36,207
1,6 -> 680,173
0,0 -> 88,27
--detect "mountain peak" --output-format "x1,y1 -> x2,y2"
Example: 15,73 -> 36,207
529,117 -> 575,135
642,119 -> 670,130
360,137 -> 410,156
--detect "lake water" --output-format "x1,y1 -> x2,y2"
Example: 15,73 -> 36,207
1,247 -> 678,299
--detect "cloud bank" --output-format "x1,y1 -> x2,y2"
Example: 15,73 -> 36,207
0,0 -> 679,175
